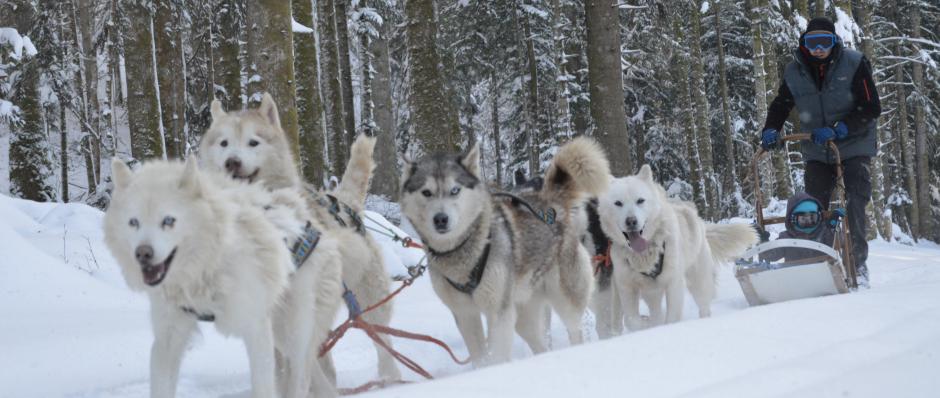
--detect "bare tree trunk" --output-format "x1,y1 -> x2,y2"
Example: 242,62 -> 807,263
82,135 -> 96,194
246,0 -> 300,161
60,103 -> 69,202
155,1 -> 184,159
359,26 -> 374,138
794,0 -> 808,15
759,1 -> 793,200
213,0 -> 242,110
550,0 -> 571,138
894,43 -> 919,239
319,0 -> 349,175
293,0 -> 326,186
405,0 -> 461,154
688,0 -> 715,219
814,0 -> 826,16
335,0 -> 357,152
563,2 -> 589,136
76,0 -> 101,184
672,16 -> 705,213
369,1 -> 400,199
124,2 -> 165,160
714,0 -> 738,217
585,0 -> 631,175
856,0 -> 891,240
520,0 -> 540,176
492,75 -> 503,187
910,4 -> 930,240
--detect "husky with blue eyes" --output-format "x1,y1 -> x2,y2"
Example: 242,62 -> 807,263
400,137 -> 609,366
596,165 -> 758,331
104,158 -> 343,398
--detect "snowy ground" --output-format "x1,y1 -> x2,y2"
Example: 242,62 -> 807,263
2,194 -> 939,398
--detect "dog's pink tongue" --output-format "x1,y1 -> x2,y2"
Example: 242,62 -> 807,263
627,233 -> 649,252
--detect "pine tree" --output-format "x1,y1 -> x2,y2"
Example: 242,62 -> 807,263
7,2 -> 55,201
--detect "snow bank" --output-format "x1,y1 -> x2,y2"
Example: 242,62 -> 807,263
3,194 -> 940,397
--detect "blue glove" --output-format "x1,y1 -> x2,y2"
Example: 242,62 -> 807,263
833,121 -> 849,140
829,208 -> 846,227
811,127 -> 835,145
760,128 -> 779,150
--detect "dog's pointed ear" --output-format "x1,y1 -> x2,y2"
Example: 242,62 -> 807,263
179,157 -> 204,197
638,164 -> 653,181
460,143 -> 481,178
210,99 -> 225,121
111,158 -> 133,191
259,93 -> 281,128
400,153 -> 416,182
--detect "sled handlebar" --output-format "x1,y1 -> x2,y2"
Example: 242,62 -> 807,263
751,133 -> 843,228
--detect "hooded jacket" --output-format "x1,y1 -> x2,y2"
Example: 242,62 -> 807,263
761,192 -> 837,263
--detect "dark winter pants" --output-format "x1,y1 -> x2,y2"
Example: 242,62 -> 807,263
804,157 -> 872,269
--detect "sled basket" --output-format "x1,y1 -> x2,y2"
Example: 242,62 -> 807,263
735,239 -> 849,306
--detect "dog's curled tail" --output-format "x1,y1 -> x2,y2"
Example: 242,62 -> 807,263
334,134 -> 376,212
706,223 -> 759,262
541,137 -> 610,208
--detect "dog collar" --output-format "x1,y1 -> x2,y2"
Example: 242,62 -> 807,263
425,214 -> 485,257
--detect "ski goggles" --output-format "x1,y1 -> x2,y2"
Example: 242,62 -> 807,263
793,211 -> 821,229
803,33 -> 836,52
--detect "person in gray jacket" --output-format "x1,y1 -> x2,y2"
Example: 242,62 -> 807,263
760,17 -> 880,287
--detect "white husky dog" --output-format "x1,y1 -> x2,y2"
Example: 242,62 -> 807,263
199,94 -> 400,381
104,158 -> 343,398
597,165 -> 758,330
400,138 -> 608,366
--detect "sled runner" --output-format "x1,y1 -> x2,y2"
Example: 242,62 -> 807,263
735,133 -> 857,306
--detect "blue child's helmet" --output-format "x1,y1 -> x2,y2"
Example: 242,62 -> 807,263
791,200 -> 821,233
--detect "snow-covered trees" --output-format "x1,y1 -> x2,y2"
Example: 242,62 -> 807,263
0,0 -> 937,242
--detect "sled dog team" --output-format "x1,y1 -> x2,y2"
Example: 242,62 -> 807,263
104,94 -> 759,397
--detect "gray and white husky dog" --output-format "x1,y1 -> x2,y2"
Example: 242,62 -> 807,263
199,94 -> 401,382
597,165 -> 759,330
400,137 -> 609,365
104,158 -> 343,398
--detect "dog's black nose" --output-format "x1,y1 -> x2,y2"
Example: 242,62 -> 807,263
225,157 -> 242,173
625,217 -> 638,230
433,213 -> 449,231
136,245 -> 154,264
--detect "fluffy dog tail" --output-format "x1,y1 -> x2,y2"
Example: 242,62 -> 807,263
706,223 -> 759,261
541,137 -> 610,210
334,134 -> 376,212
